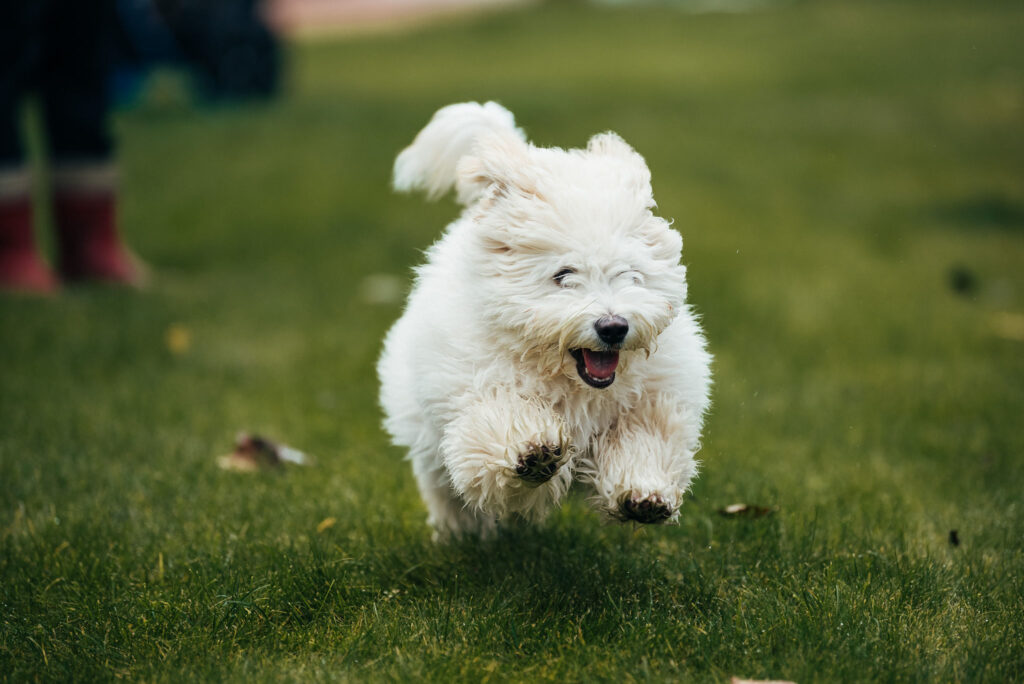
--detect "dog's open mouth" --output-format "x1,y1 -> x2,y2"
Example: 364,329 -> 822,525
570,349 -> 619,389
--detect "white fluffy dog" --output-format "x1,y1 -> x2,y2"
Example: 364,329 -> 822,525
378,102 -> 712,539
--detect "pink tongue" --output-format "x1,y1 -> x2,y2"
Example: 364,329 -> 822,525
583,349 -> 619,380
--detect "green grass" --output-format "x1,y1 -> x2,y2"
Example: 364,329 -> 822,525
3,0 -> 1024,680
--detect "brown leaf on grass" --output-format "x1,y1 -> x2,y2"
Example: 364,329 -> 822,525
217,432 -> 311,472
731,679 -> 796,684
718,503 -> 776,518
165,324 -> 192,355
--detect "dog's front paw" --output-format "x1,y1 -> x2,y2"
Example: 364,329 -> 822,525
442,398 -> 573,519
618,492 -> 674,524
514,443 -> 564,486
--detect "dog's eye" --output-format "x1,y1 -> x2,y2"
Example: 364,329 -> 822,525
553,268 -> 576,286
616,269 -> 644,286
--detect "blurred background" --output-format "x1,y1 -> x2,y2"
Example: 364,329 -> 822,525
1,0 -> 1022,680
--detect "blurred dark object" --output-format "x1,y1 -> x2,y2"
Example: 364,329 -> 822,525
948,529 -> 960,547
947,264 -> 977,297
115,0 -> 282,104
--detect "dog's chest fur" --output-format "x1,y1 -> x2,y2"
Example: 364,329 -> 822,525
544,363 -> 646,448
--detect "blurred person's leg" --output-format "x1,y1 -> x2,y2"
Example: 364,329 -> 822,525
43,0 -> 147,286
0,2 -> 58,293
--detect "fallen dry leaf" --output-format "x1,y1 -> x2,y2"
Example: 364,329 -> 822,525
731,678 -> 796,684
718,503 -> 776,518
317,517 -> 337,533
165,324 -> 192,355
217,432 -> 311,472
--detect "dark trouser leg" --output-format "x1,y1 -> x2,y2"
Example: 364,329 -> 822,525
40,0 -> 115,164
0,1 -> 47,165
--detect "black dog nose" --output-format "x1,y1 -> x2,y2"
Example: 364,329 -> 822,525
594,315 -> 629,345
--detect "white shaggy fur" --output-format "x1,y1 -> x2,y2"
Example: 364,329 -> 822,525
379,102 -> 712,539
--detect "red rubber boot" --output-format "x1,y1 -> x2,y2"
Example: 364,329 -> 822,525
0,183 -> 59,294
53,167 -> 148,287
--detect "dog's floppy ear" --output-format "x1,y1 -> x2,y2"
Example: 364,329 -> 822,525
455,131 -> 535,206
638,217 -> 683,263
587,132 -> 654,204
589,132 -> 680,261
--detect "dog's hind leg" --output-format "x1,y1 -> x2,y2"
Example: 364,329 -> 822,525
421,467 -> 498,542
579,392 -> 702,524
439,390 -> 575,523
405,436 -> 497,541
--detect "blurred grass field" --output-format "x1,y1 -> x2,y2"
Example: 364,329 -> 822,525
2,0 -> 1023,680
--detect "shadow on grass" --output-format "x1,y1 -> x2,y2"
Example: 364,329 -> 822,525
381,523 -> 711,604
311,516 -> 721,663
933,193 -> 1024,232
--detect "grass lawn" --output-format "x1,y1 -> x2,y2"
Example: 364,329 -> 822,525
2,0 -> 1023,680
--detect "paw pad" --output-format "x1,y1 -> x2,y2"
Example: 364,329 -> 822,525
618,493 -> 673,524
515,444 -> 563,486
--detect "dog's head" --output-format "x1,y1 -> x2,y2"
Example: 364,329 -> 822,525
459,131 -> 689,389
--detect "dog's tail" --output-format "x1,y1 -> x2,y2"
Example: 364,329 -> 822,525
393,101 -> 528,205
